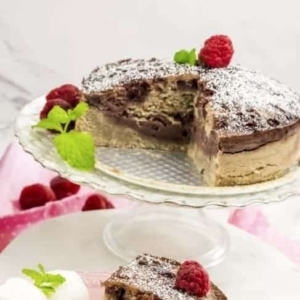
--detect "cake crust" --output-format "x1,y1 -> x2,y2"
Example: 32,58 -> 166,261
103,254 -> 227,300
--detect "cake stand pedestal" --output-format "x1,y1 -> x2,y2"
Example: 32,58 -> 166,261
103,202 -> 229,268
14,96 -> 300,269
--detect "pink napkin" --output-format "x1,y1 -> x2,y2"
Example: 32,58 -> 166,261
228,207 -> 300,268
0,139 -> 131,252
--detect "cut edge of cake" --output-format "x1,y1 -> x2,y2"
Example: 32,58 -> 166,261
77,58 -> 300,186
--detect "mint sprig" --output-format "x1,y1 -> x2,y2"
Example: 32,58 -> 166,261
22,264 -> 65,298
33,102 -> 95,171
174,48 -> 197,66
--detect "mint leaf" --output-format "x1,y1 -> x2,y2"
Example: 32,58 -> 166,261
37,264 -> 46,275
54,131 -> 95,171
68,102 -> 89,121
174,49 -> 190,64
174,48 -> 198,65
48,106 -> 70,124
33,119 -> 63,133
22,269 -> 42,283
46,273 -> 65,284
39,286 -> 55,297
22,264 -> 66,298
188,48 -> 197,66
33,100 -> 95,171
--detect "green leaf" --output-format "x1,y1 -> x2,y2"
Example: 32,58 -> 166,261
68,102 -> 89,121
37,264 -> 46,275
174,49 -> 190,64
39,286 -> 55,298
22,265 -> 66,298
32,96 -> 94,171
22,269 -> 42,282
48,105 -> 70,124
188,48 -> 197,66
33,119 -> 63,133
46,273 -> 66,284
174,48 -> 198,65
54,131 -> 95,171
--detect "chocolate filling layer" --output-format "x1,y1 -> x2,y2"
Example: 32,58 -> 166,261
85,76 -> 300,154
85,77 -> 198,142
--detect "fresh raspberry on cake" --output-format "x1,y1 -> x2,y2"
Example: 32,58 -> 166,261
50,176 -> 81,200
19,184 -> 56,210
82,194 -> 114,211
46,84 -> 81,107
175,260 -> 210,297
39,98 -> 71,119
199,35 -> 234,68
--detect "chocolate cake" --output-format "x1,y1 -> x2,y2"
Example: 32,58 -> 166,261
103,254 -> 226,300
77,58 -> 300,186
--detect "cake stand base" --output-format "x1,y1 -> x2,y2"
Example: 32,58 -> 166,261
103,203 -> 229,268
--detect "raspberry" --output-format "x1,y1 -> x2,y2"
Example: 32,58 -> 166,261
50,176 -> 81,200
19,184 -> 56,210
40,98 -> 71,119
82,194 -> 114,211
199,35 -> 234,68
175,260 -> 210,297
46,84 -> 81,107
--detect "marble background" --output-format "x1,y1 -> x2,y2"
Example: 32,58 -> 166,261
0,0 -> 300,157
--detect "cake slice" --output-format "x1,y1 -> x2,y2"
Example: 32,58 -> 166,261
103,254 -> 227,300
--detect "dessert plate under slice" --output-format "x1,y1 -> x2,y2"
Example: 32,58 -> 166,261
15,97 -> 300,208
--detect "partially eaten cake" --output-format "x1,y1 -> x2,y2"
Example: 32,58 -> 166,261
103,254 -> 226,300
76,36 -> 300,186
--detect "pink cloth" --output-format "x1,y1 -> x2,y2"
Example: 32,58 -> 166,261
228,207 -> 300,268
0,140 -> 300,269
0,140 -> 131,252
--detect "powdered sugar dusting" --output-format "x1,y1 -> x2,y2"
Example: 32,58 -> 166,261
82,58 -> 300,135
82,58 -> 200,93
202,66 -> 300,135
105,254 -> 222,300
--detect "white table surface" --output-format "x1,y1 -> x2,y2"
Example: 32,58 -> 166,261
0,210 -> 299,299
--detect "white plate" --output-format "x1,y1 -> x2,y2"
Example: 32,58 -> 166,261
0,210 -> 299,299
15,97 -> 300,207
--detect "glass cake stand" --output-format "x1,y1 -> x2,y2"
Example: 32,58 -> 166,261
14,97 -> 300,268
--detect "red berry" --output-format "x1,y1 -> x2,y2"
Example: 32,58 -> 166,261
82,194 -> 115,211
40,98 -> 71,119
175,260 -> 210,297
199,35 -> 234,68
50,176 -> 81,200
46,84 -> 81,107
19,184 -> 56,210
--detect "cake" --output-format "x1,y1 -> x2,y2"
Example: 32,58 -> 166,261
75,36 -> 300,186
103,254 -> 227,300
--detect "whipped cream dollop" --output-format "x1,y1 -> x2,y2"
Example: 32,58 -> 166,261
0,277 -> 47,300
48,270 -> 89,300
0,271 -> 89,300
